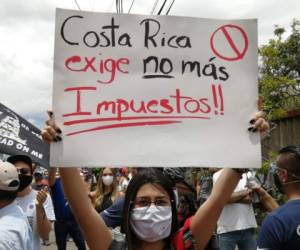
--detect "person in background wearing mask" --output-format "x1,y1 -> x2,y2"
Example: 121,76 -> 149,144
7,155 -> 55,250
90,167 -> 120,213
100,167 -> 143,229
257,145 -> 300,250
0,161 -> 33,249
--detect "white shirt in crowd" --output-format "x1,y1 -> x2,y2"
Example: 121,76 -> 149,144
119,178 -> 129,193
0,202 -> 33,250
213,170 -> 257,234
15,189 -> 55,250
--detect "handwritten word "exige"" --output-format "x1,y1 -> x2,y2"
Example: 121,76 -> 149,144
65,55 -> 129,84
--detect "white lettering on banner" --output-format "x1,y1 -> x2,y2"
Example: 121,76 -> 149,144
297,225 -> 300,236
0,137 -> 14,146
30,150 -> 43,159
16,144 -> 30,153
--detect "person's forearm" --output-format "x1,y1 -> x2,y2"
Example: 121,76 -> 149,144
239,195 -> 252,204
60,168 -> 94,222
48,167 -> 58,187
228,190 -> 248,203
190,169 -> 241,249
256,188 -> 279,212
60,168 -> 112,250
35,205 -> 51,239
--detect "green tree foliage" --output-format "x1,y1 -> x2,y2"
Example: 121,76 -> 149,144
259,19 -> 300,121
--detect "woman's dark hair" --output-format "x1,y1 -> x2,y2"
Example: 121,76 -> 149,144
121,168 -> 178,250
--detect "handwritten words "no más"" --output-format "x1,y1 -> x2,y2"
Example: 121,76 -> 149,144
62,84 -> 224,136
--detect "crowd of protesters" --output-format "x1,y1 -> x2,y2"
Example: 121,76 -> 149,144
0,111 -> 300,250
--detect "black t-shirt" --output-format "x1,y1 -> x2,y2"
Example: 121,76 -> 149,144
97,192 -> 113,213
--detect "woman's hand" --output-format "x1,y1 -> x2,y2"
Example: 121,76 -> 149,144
41,111 -> 62,143
248,111 -> 270,138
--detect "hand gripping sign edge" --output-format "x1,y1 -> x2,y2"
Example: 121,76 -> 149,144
210,24 -> 249,61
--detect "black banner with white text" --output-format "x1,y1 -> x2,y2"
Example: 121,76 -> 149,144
0,103 -> 49,167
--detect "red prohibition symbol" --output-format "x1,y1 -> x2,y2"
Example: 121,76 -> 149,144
210,24 -> 249,61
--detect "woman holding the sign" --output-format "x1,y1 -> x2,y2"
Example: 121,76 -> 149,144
42,112 -> 268,250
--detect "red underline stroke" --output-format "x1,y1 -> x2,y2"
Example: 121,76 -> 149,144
66,120 -> 182,136
64,115 -> 210,126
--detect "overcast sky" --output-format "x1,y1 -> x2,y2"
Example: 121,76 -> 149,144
0,0 -> 299,129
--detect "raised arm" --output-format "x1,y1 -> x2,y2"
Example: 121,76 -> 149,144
41,111 -> 112,250
35,189 -> 52,239
48,167 -> 57,187
59,168 -> 112,250
190,169 -> 241,249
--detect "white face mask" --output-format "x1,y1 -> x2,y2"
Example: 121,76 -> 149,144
102,175 -> 113,186
130,205 -> 172,242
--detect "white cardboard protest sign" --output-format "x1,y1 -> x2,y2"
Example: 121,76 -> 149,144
51,8 -> 260,168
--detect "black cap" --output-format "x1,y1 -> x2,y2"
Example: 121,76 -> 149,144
7,155 -> 33,168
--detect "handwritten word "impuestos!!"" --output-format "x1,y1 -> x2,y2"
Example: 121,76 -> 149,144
61,84 -> 225,135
